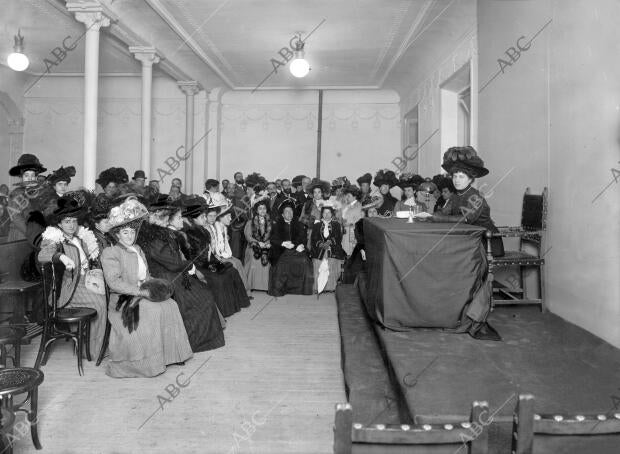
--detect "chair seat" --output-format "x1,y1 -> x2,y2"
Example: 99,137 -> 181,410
0,367 -> 44,396
0,326 -> 26,344
54,307 -> 97,323
492,250 -> 544,265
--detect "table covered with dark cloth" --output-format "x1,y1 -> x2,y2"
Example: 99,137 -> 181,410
363,218 -> 488,330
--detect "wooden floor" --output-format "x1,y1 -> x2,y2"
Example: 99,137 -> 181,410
12,292 -> 346,454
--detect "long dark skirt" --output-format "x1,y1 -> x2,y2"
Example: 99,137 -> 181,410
171,274 -> 225,352
268,250 -> 314,297
198,266 -> 250,317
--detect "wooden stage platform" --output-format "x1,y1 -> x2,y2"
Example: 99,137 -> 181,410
336,283 -> 620,453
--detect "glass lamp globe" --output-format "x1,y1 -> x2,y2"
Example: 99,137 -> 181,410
289,58 -> 310,78
7,52 -> 29,71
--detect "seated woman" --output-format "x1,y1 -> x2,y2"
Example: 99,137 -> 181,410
204,193 -> 252,298
101,198 -> 193,378
243,198 -> 272,291
430,146 -> 504,257
137,195 -> 225,352
268,199 -> 314,297
37,196 -> 107,357
342,206 -> 379,284
181,199 -> 250,317
373,170 -> 398,217
393,174 -> 428,214
434,176 -> 456,214
310,203 -> 347,293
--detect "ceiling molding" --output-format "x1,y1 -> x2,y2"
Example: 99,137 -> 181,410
144,0 -> 236,88
377,0 -> 436,87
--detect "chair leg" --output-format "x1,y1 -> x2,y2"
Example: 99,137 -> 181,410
76,325 -> 84,376
29,387 -> 42,450
96,320 -> 111,366
84,321 -> 92,362
34,322 -> 50,369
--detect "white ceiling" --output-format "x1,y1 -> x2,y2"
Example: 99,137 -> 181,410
0,0 -> 476,93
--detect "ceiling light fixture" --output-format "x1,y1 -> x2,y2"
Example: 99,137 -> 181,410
7,30 -> 29,72
289,35 -> 310,78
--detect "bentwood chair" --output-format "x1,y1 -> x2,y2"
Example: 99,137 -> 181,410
0,367 -> 44,453
35,264 -> 97,375
486,187 -> 548,311
95,283 -> 111,367
334,401 -> 490,453
512,394 -> 620,454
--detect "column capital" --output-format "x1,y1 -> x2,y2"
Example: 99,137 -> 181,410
177,81 -> 200,96
7,118 -> 25,134
67,2 -> 111,30
130,47 -> 161,66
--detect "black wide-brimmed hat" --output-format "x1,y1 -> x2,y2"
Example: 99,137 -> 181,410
96,167 -> 129,188
91,193 -> 113,221
204,179 -> 220,190
52,196 -> 84,221
398,173 -> 425,190
373,170 -> 398,188
148,194 -> 177,211
441,146 -> 489,178
132,170 -> 147,180
331,176 -> 350,190
356,173 -> 372,186
48,166 -> 76,185
245,172 -> 267,191
308,178 -> 330,194
342,185 -> 361,198
9,154 -> 47,177
182,196 -> 208,219
291,175 -> 307,187
278,197 -> 297,215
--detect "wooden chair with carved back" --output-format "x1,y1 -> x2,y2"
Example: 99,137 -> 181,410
512,394 -> 620,453
486,187 -> 548,311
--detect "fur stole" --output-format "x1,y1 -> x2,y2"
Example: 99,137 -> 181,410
251,214 -> 271,242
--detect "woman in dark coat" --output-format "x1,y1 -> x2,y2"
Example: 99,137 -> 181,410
181,199 -> 250,317
373,170 -> 398,217
310,204 -> 346,293
137,197 -> 224,352
268,199 -> 314,297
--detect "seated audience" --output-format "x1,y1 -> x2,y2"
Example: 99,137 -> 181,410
181,198 -> 250,316
243,198 -> 272,291
137,195 -> 225,352
310,203 -> 346,293
205,193 -> 253,297
38,196 -> 107,356
430,146 -> 504,257
268,199 -> 313,297
101,198 -> 192,378
394,174 -> 428,214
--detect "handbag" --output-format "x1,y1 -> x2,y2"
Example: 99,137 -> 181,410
84,268 -> 106,295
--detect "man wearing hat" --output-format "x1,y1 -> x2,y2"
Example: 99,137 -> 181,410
130,170 -> 147,196
7,153 -> 48,242
292,175 -> 310,217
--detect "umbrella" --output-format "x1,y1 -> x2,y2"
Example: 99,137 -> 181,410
317,257 -> 330,295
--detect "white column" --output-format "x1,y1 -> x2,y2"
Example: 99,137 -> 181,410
178,81 -> 200,193
130,47 -> 160,178
67,4 -> 110,189
206,88 -> 223,180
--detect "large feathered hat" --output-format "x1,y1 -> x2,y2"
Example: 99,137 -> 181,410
181,196 -> 208,219
291,175 -> 307,187
277,197 -> 297,215
308,178 -> 330,194
47,166 -> 76,185
9,154 -> 47,177
373,170 -> 398,188
397,173 -> 422,190
245,172 -> 268,191
96,167 -> 129,189
106,197 -> 149,232
441,146 -> 489,178
331,176 -> 350,190
356,173 -> 372,186
50,196 -> 84,224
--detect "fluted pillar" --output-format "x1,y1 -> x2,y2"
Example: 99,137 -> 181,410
67,3 -> 110,189
178,81 -> 200,193
207,88 -> 223,180
131,47 -> 160,178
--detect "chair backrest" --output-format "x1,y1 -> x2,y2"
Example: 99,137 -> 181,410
334,401 -> 489,454
39,263 -> 60,319
512,394 -> 620,454
520,188 -> 548,231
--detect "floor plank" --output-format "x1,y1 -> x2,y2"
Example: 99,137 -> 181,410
11,291 -> 345,454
